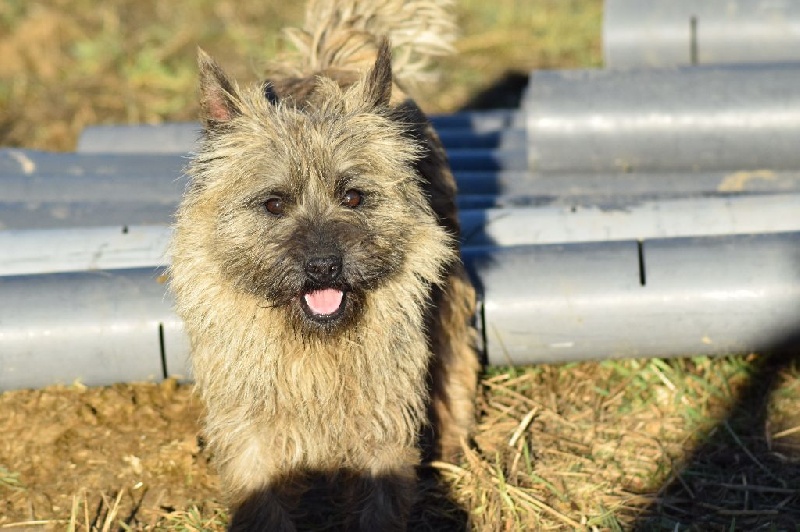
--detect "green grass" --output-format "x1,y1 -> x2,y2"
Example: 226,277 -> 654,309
0,465 -> 23,490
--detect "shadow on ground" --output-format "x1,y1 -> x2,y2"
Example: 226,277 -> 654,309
633,334 -> 800,530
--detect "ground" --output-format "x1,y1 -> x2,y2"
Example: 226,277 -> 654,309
1,1 -> 799,530
3,357 -> 799,530
1,382 -> 221,529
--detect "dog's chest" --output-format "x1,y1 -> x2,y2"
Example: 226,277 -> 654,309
249,344 -> 428,467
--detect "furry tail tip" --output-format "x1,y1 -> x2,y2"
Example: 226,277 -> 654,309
283,0 -> 457,86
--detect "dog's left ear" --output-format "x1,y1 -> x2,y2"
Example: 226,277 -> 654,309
363,39 -> 393,108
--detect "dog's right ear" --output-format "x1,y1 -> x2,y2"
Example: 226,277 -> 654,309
363,39 -> 393,109
198,48 -> 240,128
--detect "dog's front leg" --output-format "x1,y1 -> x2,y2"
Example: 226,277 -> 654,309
228,483 -> 298,532
352,470 -> 415,532
347,447 -> 418,532
217,433 -> 302,532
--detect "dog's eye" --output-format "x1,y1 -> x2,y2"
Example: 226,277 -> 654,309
341,189 -> 363,208
263,197 -> 285,215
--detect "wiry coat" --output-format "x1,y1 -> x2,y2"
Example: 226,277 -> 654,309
170,0 -> 478,529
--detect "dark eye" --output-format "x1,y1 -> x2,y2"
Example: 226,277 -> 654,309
341,189 -> 363,208
263,196 -> 284,215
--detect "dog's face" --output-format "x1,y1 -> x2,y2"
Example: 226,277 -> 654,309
184,47 -> 447,334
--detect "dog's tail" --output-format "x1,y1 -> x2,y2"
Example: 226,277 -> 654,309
280,0 -> 456,86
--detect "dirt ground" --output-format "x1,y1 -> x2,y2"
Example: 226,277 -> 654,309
3,356 -> 800,530
0,381 -> 224,529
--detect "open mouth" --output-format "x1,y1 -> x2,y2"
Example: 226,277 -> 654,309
300,288 -> 347,321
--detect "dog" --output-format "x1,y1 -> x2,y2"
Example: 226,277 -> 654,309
170,0 -> 479,529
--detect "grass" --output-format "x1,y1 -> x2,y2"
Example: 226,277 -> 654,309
1,0 -> 799,530
0,465 -> 23,491
63,492 -> 228,532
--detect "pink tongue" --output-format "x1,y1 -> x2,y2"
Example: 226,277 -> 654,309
304,289 -> 344,316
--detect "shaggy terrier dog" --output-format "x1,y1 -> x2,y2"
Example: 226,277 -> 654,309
170,0 -> 479,529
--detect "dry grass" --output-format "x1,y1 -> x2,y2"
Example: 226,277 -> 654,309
0,0 -> 602,150
2,357 -> 797,530
1,0 -> 799,530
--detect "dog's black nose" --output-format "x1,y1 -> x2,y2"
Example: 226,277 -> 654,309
305,255 -> 343,284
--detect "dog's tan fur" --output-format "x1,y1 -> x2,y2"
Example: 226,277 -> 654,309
170,0 -> 478,529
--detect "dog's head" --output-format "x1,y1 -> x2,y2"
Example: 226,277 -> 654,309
180,44 -> 454,334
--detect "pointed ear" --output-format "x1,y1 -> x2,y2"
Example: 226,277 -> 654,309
197,48 -> 240,127
363,39 -> 393,108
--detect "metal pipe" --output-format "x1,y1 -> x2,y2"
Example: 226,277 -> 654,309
6,192 -> 800,276
454,169 -> 800,196
460,193 -> 800,247
0,201 -> 176,230
604,0 -> 800,68
0,268 -> 190,391
0,150 -> 187,201
3,232 -> 799,390
467,232 -> 800,365
0,226 -> 172,276
525,64 -> 800,173
9,151 -> 800,229
75,112 -> 525,154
